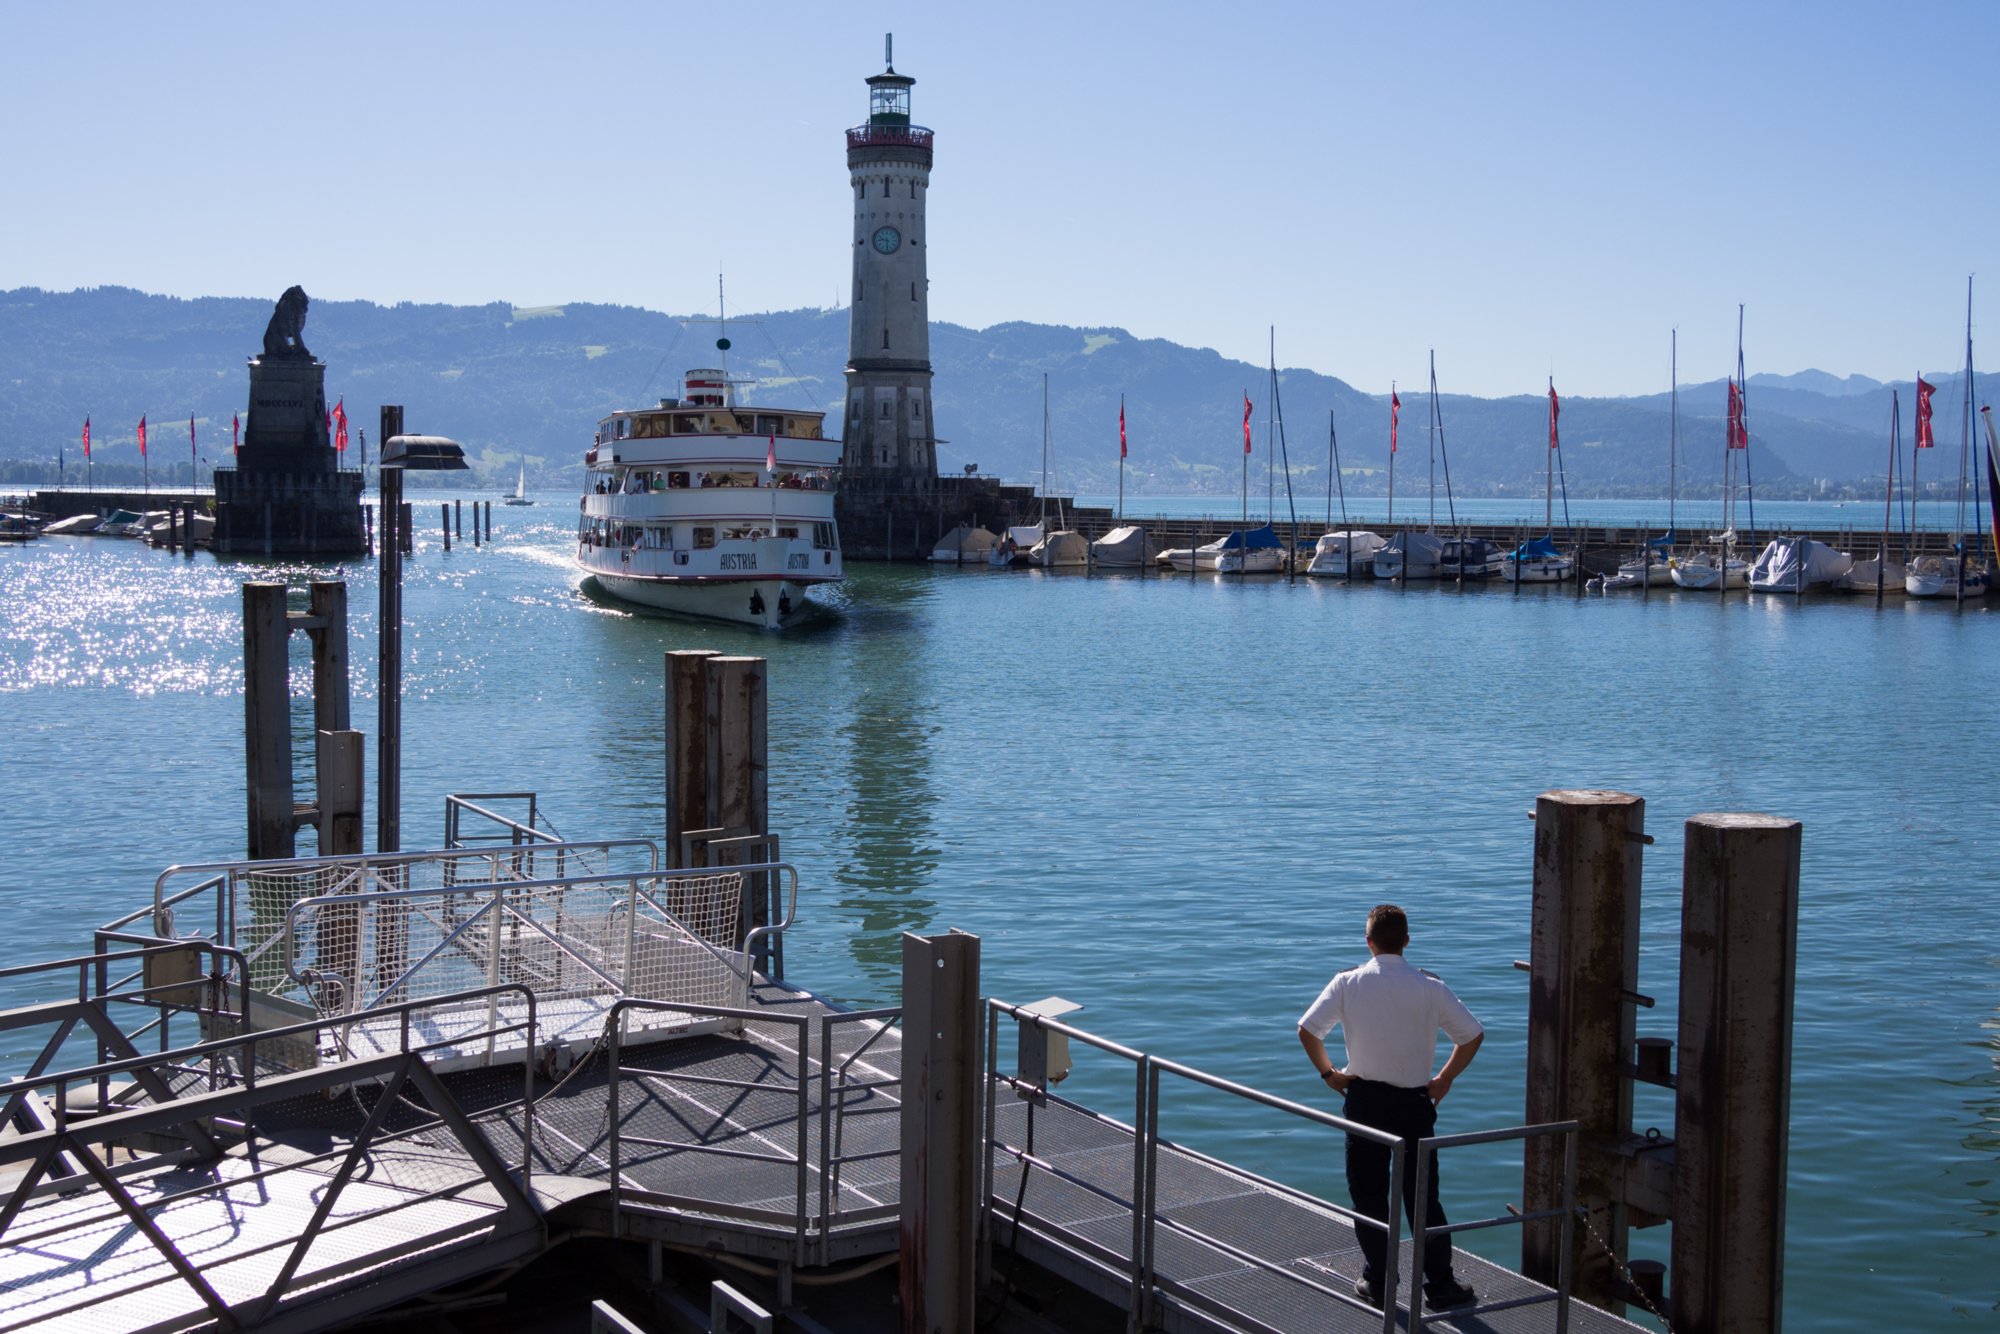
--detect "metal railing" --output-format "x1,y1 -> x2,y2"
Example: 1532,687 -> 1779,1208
605,999 -> 902,1267
985,998 -> 1582,1333
1412,1120 -> 1579,1332
0,985 -> 541,1330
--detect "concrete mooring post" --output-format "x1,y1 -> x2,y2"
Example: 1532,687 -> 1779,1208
1674,812 -> 1799,1334
900,930 -> 981,1334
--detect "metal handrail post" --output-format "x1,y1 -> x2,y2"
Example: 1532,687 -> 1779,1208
1136,1058 -> 1157,1334
1556,1126 -> 1577,1334
1381,1140 -> 1405,1334
818,1014 -> 835,1266
607,1009 -> 625,1234
795,1017 -> 810,1267
981,1004 -> 1000,1290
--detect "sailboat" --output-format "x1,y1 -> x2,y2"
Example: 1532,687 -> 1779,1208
1672,309 -> 1755,591
1306,409 -> 1385,577
1374,357 -> 1446,580
504,462 -> 534,506
1504,379 -> 1575,583
1607,334 -> 1681,588
1025,374 -> 1088,567
1907,280 -> 1992,599
1833,389 -> 1909,595
1091,394 -> 1161,567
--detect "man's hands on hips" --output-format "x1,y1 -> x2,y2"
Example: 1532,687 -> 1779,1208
1427,1072 -> 1454,1103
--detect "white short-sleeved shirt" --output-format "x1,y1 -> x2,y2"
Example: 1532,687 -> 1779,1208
1298,953 -> 1484,1089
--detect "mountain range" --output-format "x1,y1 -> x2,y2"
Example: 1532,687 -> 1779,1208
4,286 -> 1993,499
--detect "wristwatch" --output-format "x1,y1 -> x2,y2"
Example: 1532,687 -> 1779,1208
1320,1069 -> 1338,1083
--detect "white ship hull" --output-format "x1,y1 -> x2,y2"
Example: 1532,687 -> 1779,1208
1670,555 -> 1749,590
1504,555 -> 1573,583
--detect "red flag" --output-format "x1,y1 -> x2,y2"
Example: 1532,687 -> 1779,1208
1548,382 -> 1561,448
232,413 -> 240,454
333,398 -> 349,452
1916,377 -> 1937,448
1726,380 -> 1747,450
137,415 -> 147,456
82,416 -> 91,460
189,414 -> 197,449
766,433 -> 776,473
1390,391 -> 1401,454
1119,400 -> 1127,459
1242,393 -> 1253,454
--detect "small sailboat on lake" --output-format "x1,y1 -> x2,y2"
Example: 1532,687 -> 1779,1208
504,462 -> 534,506
1504,379 -> 1576,584
1906,281 -> 1992,599
1673,310 -> 1755,591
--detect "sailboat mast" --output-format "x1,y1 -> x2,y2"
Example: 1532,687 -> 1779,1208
1884,391 -> 1900,592
1958,275 -> 1974,602
1427,352 -> 1437,529
1117,393 -> 1125,523
1545,377 -> 1555,533
1041,372 -> 1050,529
1326,412 -> 1335,529
1266,328 -> 1275,523
1670,329 -> 1678,537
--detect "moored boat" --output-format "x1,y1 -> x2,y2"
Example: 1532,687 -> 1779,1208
1373,528 -> 1443,580
1442,535 -> 1506,579
930,524 -> 998,563
575,367 -> 843,630
1748,537 -> 1853,593
1089,524 -> 1161,568
1305,529 -> 1385,578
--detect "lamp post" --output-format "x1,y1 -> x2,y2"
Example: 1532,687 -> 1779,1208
376,431 -> 467,853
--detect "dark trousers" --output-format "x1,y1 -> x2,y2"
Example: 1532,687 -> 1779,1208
1343,1078 -> 1455,1288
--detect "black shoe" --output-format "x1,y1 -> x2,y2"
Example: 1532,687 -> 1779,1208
1424,1277 -> 1477,1310
1354,1276 -> 1383,1307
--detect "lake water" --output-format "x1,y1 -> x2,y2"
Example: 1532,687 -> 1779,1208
1,497 -> 1995,1330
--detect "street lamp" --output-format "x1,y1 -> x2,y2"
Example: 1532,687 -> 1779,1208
377,432 -> 466,853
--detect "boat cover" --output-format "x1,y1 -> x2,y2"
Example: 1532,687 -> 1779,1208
1005,525 -> 1044,547
930,525 -> 998,560
1647,529 -> 1678,549
1217,524 -> 1282,551
1382,530 -> 1444,560
1313,530 -> 1386,557
1090,524 -> 1161,565
42,514 -> 103,535
1750,538 -> 1853,589
1512,535 -> 1562,560
1030,531 -> 1090,566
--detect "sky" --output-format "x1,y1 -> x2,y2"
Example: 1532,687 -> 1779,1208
4,1 -> 1997,398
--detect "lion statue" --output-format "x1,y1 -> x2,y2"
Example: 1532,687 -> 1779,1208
261,286 -> 311,358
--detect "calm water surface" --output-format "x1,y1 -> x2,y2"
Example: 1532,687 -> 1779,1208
1,501 -> 1995,1329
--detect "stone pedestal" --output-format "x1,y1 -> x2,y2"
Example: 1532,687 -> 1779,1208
212,351 -> 364,556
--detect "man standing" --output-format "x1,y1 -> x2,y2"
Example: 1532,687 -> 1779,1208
1297,904 -> 1483,1311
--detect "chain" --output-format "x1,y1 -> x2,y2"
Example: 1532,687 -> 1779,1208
1571,1204 -> 1674,1331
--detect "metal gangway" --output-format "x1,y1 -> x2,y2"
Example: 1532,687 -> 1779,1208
0,803 -> 1649,1331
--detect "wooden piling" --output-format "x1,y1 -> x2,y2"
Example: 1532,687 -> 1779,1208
315,728 -> 365,1004
900,929 -> 980,1334
1522,789 -> 1646,1312
663,650 -> 721,869
442,504 -> 452,551
306,581 -> 350,735
242,583 -> 296,861
454,498 -> 462,539
1673,812 -> 1799,1334
705,657 -> 769,841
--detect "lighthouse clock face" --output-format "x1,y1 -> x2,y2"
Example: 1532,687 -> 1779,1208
872,225 -> 902,255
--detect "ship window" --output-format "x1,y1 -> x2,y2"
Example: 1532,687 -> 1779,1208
813,521 -> 835,549
672,414 -> 700,434
615,418 -> 628,439
757,414 -> 781,435
779,527 -> 799,539
693,527 -> 715,550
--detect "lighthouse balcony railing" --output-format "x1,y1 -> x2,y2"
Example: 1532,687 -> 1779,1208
845,124 -> 934,151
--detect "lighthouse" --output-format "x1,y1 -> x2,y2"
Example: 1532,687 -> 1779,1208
841,35 -> 937,493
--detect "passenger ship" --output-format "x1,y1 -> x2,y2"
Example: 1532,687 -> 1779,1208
576,368 -> 843,628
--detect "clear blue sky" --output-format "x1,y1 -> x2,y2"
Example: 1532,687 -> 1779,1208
4,2 -> 1995,397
